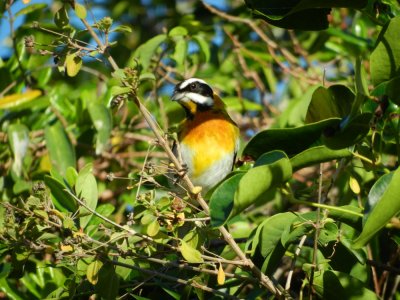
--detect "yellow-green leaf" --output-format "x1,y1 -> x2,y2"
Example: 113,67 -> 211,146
180,240 -> 203,263
65,53 -> 82,77
87,260 -> 103,285
0,90 -> 42,109
147,219 -> 160,237
74,3 -> 87,19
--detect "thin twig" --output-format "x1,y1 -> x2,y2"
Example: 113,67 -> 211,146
367,245 -> 381,296
112,260 -> 240,300
286,234 -> 307,291
309,163 -> 324,298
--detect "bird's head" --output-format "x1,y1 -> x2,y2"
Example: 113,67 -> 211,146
172,78 -> 223,116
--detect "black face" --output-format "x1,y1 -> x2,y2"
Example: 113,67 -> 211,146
175,80 -> 213,98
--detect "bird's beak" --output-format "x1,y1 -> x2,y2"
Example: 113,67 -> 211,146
171,91 -> 183,102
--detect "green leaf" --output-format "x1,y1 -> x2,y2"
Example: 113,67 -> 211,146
306,85 -> 355,124
87,260 -> 103,285
54,5 -> 69,28
95,262 -> 119,300
7,123 -> 29,177
65,166 -> 78,188
44,175 -> 77,212
243,118 -> 341,159
172,38 -> 188,71
371,76 -> 400,105
169,26 -> 188,37
111,24 -> 133,33
76,164 -> 98,229
110,86 -> 131,97
180,240 -> 203,263
74,3 -> 87,19
312,270 -> 378,299
232,151 -> 292,220
15,3 -> 47,17
290,146 -> 352,171
209,173 -> 244,227
370,16 -> 400,86
245,0 -> 367,30
256,213 -> 297,274
223,96 -> 263,112
133,34 -> 167,70
193,35 -> 210,62
65,53 -> 82,77
281,212 -> 316,247
322,113 -> 372,149
88,101 -> 112,154
353,167 -> 400,248
45,122 -> 76,177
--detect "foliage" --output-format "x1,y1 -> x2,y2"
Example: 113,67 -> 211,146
1,0 -> 400,299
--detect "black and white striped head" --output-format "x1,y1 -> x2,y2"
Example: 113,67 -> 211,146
171,78 -> 214,113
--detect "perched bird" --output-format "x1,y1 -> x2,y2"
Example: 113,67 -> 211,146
171,78 -> 240,194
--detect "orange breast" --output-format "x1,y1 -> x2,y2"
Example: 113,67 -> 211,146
180,111 -> 239,177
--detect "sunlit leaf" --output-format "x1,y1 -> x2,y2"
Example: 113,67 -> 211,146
7,123 -> 29,177
180,240 -> 203,263
0,90 -> 42,110
45,122 -> 76,177
87,260 -> 103,285
353,167 -> 400,248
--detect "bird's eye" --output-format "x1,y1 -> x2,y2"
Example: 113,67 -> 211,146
190,83 -> 197,90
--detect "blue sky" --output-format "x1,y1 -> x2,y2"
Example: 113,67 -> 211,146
0,0 -> 228,59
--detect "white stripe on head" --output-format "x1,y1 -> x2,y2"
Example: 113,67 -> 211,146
179,78 -> 208,90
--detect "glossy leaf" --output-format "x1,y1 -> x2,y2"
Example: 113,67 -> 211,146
75,164 -> 98,229
45,122 -> 76,177
322,113 -> 372,149
245,0 -> 366,30
7,123 -> 29,176
312,270 -> 378,299
257,213 -> 297,274
290,146 -> 352,171
211,152 -> 291,227
44,175 -> 77,212
209,173 -> 244,227
371,76 -> 400,105
233,151 -> 292,215
353,167 -> 400,248
370,16 -> 400,86
243,118 -> 341,159
305,85 -> 354,124
88,101 -> 112,154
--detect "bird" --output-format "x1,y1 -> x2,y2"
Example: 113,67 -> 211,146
170,78 -> 240,195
